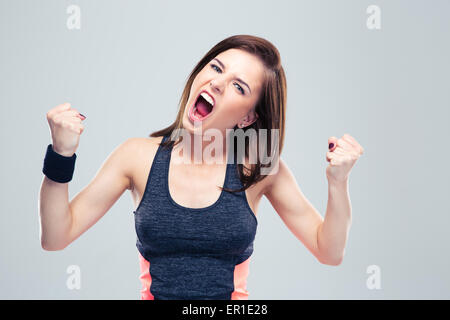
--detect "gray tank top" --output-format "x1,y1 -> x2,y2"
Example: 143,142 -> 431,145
133,134 -> 258,299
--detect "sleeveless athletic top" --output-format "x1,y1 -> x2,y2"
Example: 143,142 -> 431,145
133,134 -> 258,300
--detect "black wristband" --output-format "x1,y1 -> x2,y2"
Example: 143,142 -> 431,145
42,144 -> 77,183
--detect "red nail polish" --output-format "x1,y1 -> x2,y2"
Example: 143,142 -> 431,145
329,143 -> 334,149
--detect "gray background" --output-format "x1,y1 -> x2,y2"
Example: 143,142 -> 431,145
1,0 -> 449,299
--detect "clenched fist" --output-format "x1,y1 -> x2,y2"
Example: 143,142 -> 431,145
326,133 -> 364,183
46,102 -> 86,157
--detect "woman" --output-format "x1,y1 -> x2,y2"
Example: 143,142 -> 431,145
40,35 -> 364,300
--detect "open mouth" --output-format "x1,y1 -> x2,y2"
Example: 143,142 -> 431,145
189,91 -> 215,122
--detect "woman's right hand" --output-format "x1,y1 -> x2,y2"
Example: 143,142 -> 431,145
46,102 -> 86,157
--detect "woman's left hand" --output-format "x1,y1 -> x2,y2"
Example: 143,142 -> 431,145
326,133 -> 364,183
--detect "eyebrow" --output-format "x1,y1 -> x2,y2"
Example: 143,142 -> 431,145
213,58 -> 252,94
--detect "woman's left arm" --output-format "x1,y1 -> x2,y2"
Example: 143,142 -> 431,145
321,133 -> 364,265
264,133 -> 364,266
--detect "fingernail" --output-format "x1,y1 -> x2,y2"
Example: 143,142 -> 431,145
329,143 -> 334,149
79,113 -> 86,119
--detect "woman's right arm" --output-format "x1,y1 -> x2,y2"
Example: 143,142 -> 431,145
39,139 -> 135,250
39,103 -> 136,250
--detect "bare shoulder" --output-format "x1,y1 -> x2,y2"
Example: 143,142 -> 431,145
124,136 -> 164,191
126,136 -> 164,155
237,155 -> 286,199
260,156 -> 290,197
122,136 -> 164,158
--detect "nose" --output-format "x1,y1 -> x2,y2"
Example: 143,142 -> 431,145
209,79 -> 223,94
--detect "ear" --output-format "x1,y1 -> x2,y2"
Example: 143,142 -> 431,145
238,110 -> 259,128
249,110 -> 259,126
253,110 -> 259,122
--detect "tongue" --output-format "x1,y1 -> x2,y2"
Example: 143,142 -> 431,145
196,99 -> 211,117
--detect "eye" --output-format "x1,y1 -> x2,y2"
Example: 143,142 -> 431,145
234,83 -> 245,94
210,64 -> 222,73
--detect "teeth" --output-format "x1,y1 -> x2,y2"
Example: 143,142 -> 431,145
200,92 -> 214,107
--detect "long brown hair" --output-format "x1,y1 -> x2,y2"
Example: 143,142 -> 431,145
149,34 -> 287,193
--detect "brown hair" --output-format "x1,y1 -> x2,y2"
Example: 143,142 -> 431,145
149,34 -> 287,193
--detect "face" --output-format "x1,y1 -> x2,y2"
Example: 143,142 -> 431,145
182,48 -> 265,137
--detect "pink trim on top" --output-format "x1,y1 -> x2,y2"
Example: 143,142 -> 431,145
232,257 -> 251,300
137,251 -> 251,300
138,251 -> 154,300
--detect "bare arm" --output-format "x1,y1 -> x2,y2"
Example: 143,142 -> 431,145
317,179 -> 351,266
39,175 -> 72,250
38,138 -> 137,250
264,158 -> 329,264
